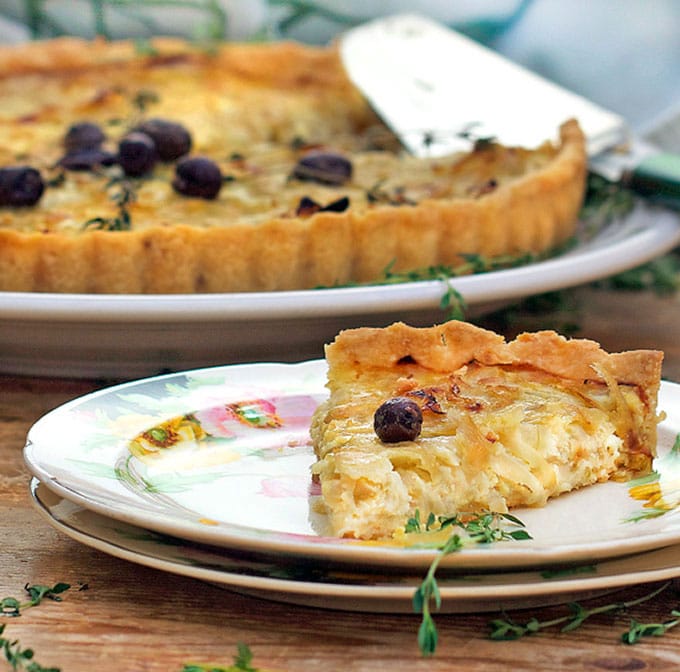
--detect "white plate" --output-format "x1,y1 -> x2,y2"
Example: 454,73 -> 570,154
23,359 -> 680,571
3,203 -> 679,378
30,478 -> 680,614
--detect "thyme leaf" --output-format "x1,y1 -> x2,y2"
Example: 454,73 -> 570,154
366,180 -> 417,206
405,510 -> 436,533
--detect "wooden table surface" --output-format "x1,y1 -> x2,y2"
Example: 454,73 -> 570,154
2,284 -> 680,672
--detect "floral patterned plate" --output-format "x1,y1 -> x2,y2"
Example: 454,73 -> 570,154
30,478 -> 680,614
23,360 -> 680,570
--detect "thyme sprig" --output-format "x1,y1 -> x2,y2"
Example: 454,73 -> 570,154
353,252 -> 541,321
439,511 -> 532,543
267,0 -> 360,36
182,643 -> 260,671
575,173 -> 679,294
594,253 -> 680,295
406,510 -> 531,543
17,0 -> 229,41
489,582 -> 671,641
381,263 -> 467,320
622,609 -> 680,644
413,533 -> 464,655
410,511 -> 531,656
83,177 -> 137,231
580,172 -> 636,234
0,625 -> 59,672
0,582 -> 71,672
1,583 -> 70,618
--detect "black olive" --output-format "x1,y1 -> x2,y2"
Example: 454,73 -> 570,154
133,118 -> 192,162
172,156 -> 222,199
0,166 -> 44,207
296,196 -> 321,217
118,132 -> 158,177
292,151 -> 352,185
320,196 -> 350,212
295,195 -> 350,217
373,397 -> 423,443
63,122 -> 106,152
58,149 -> 118,171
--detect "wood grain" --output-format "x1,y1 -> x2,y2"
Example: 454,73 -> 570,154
2,286 -> 680,672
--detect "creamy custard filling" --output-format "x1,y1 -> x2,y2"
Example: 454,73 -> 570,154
312,362 -> 653,540
0,50 -> 558,235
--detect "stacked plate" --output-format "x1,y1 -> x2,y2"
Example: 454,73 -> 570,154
25,360 -> 680,614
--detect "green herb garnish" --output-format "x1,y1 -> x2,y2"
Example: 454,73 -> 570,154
0,582 -> 71,671
334,252 -> 543,322
268,0 -> 361,36
405,509 -> 436,534
182,643 -> 260,672
17,1 -> 229,41
580,172 -> 636,233
1,582 -> 70,618
622,610 -> 680,644
489,582 -> 671,641
0,624 -> 60,672
131,88 -> 160,114
365,180 -> 416,206
439,511 -> 532,543
595,253 -> 680,294
411,511 -> 531,655
407,509 -> 531,543
413,533 -> 464,656
83,178 -> 137,231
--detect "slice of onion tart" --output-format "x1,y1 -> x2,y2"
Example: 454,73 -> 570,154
310,321 -> 663,540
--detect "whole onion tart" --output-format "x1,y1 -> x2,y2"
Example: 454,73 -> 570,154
0,38 -> 587,294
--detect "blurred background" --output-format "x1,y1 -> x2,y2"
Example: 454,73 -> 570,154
0,0 -> 679,142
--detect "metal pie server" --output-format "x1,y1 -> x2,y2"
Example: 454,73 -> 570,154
340,13 -> 680,209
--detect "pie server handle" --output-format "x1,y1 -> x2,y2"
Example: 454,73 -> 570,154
622,153 -> 680,210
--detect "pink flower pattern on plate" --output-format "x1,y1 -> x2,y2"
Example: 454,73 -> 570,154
258,476 -> 311,498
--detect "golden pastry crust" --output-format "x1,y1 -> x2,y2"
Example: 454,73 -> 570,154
311,321 -> 663,539
0,38 -> 587,293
